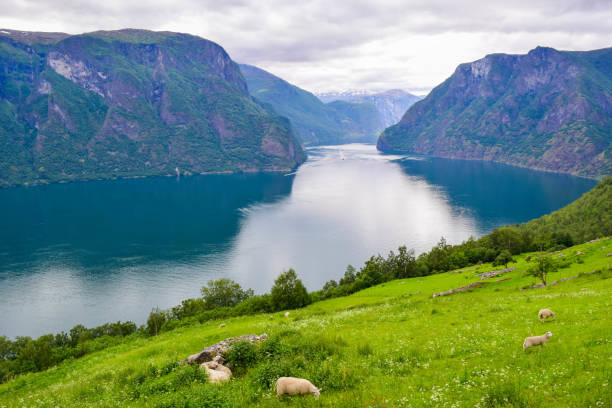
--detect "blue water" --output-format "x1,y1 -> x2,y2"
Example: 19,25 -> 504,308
0,144 -> 596,337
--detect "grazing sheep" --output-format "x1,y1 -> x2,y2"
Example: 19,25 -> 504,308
201,361 -> 232,383
523,332 -> 552,351
218,322 -> 226,328
284,311 -> 290,318
538,309 -> 556,320
276,377 -> 320,399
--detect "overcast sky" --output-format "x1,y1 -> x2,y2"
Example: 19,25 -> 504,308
1,0 -> 610,95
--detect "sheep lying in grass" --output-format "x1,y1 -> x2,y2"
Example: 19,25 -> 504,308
538,309 -> 556,320
201,360 -> 232,383
523,332 -> 552,351
218,322 -> 226,328
276,377 -> 320,399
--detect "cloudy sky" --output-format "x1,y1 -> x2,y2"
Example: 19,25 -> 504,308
1,0 -> 611,95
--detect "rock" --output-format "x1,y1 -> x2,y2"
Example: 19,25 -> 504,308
478,266 -> 515,279
432,278 -> 510,298
183,333 -> 268,366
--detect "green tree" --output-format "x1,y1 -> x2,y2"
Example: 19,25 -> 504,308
146,307 -> 167,336
270,269 -> 311,311
493,250 -> 515,268
527,256 -> 558,286
339,265 -> 356,285
200,278 -> 254,309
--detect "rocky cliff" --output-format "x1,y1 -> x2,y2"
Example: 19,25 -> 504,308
378,46 -> 612,178
0,29 -> 305,187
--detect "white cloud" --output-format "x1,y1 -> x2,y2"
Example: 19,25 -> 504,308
0,0 -> 610,94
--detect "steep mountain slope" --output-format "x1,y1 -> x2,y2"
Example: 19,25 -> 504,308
317,89 -> 422,127
239,64 -> 384,145
378,46 -> 612,178
0,29 -> 305,187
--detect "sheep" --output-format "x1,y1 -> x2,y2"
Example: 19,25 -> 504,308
276,377 -> 320,399
523,331 -> 552,351
201,360 -> 232,383
218,322 -> 226,328
538,309 -> 556,320
284,311 -> 290,318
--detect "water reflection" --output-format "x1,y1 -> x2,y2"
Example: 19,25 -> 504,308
0,144 -> 596,337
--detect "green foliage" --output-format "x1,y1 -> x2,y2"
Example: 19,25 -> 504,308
493,250 -> 515,268
270,269 -> 311,311
526,256 -> 559,285
146,307 -> 168,337
200,278 -> 254,309
0,321 -> 137,383
225,340 -> 260,376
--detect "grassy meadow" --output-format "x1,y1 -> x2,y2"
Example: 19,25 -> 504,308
1,238 -> 611,407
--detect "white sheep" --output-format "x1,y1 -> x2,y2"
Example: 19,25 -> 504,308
538,309 -> 556,320
284,311 -> 290,318
276,377 -> 320,399
523,331 -> 552,351
201,361 -> 232,383
218,322 -> 226,328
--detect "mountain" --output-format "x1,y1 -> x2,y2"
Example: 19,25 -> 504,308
378,46 -> 612,179
0,29 -> 305,188
317,89 -> 422,128
239,64 -> 384,145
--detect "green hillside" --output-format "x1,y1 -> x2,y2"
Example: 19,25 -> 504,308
240,64 -> 384,145
0,238 -> 610,407
0,29 -> 305,188
518,175 -> 612,244
378,46 -> 612,178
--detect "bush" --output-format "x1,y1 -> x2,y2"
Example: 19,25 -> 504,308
270,269 -> 311,311
200,278 -> 254,309
225,340 -> 260,376
493,250 -> 514,268
146,307 -> 168,336
250,359 -> 295,390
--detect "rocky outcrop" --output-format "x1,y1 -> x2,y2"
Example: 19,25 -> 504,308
378,46 -> 612,179
432,278 -> 510,298
478,266 -> 516,279
184,333 -> 268,365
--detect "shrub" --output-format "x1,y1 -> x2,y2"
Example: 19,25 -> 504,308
225,340 -> 260,376
493,250 -> 515,268
200,278 -> 254,309
250,359 -> 295,390
146,307 -> 168,336
270,269 -> 311,311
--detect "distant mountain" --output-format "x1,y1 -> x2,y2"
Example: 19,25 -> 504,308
378,46 -> 612,179
240,64 -> 384,145
317,89 -> 422,127
0,29 -> 305,187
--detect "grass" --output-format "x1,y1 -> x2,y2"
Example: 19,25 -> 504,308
1,238 -> 611,407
